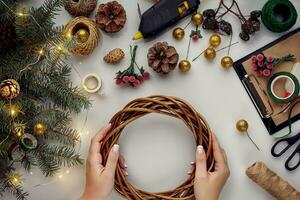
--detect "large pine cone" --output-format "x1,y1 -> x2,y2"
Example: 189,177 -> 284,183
0,79 -> 20,100
95,1 -> 127,33
64,0 -> 97,17
147,42 -> 179,74
0,22 -> 18,49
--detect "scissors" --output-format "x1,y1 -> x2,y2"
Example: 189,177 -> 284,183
271,132 -> 300,171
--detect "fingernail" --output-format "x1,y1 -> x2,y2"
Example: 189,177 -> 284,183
107,123 -> 112,128
124,164 -> 128,168
125,172 -> 129,176
190,161 -> 195,165
197,145 -> 204,153
113,144 -> 119,152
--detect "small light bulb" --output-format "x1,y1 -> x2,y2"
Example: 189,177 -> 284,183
10,175 -> 21,186
17,12 -> 24,16
38,49 -> 44,55
16,131 -> 22,138
58,174 -> 63,179
66,170 -> 70,174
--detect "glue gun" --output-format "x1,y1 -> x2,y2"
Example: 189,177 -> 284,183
133,0 -> 200,40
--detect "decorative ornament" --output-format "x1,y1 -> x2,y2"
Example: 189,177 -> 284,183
9,174 -> 21,186
0,79 -> 20,100
236,119 -> 260,150
172,27 -> 185,40
204,47 -> 216,60
82,73 -> 103,94
221,56 -> 234,69
5,104 -> 21,118
192,12 -> 204,26
64,17 -> 100,56
64,0 -> 97,17
20,134 -> 38,151
33,123 -> 47,135
74,29 -> 89,43
115,45 -> 150,88
101,95 -> 214,199
209,34 -> 221,47
251,53 -> 295,78
95,1 -> 127,33
12,123 -> 26,139
179,60 -> 191,73
190,26 -> 202,42
147,42 -> 179,74
104,48 -> 125,64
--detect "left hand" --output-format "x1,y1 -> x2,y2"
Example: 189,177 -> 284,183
79,124 -> 127,200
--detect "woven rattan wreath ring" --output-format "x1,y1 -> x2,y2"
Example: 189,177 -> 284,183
101,96 -> 214,200
63,17 -> 99,56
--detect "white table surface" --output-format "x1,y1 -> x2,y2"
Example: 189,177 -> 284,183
4,0 -> 300,200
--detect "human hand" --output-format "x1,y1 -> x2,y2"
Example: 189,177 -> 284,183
192,133 -> 230,200
79,124 -> 128,200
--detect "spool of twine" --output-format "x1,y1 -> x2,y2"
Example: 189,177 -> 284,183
246,161 -> 300,200
100,95 -> 215,200
262,0 -> 297,33
63,17 -> 100,56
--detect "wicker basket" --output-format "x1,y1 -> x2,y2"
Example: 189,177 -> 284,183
64,17 -> 100,56
101,95 -> 214,200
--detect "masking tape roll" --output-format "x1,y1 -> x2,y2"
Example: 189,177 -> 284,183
82,73 -> 102,94
267,72 -> 299,104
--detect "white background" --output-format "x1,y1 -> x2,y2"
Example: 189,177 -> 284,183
4,0 -> 300,200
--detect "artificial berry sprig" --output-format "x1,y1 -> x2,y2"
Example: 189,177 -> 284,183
115,45 -> 150,87
251,53 -> 296,77
190,26 -> 203,42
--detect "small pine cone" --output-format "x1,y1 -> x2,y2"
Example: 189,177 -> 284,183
64,0 -> 97,17
104,48 -> 125,64
0,79 -> 20,100
96,1 -> 127,33
147,42 -> 179,74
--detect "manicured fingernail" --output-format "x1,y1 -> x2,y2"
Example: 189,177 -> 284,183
107,123 -> 112,127
124,164 -> 128,168
113,144 -> 119,152
125,172 -> 129,176
190,161 -> 195,165
197,145 -> 204,153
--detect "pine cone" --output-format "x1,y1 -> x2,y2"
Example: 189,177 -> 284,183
0,79 -> 20,100
64,0 -> 97,17
104,48 -> 125,64
95,1 -> 127,33
0,22 -> 18,49
147,42 -> 179,74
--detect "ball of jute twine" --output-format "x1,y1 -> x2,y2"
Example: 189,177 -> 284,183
63,17 -> 100,56
64,0 -> 97,17
100,95 -> 214,200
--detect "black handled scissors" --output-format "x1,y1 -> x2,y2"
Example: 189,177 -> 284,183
271,132 -> 300,171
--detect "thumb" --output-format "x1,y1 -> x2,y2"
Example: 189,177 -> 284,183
195,145 -> 208,178
104,144 -> 120,177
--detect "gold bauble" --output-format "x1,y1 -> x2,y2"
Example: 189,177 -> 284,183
0,79 -> 20,100
209,34 -> 221,47
221,56 -> 234,69
204,48 -> 216,60
173,27 -> 185,40
236,120 -> 248,133
33,123 -> 47,135
179,60 -> 191,72
74,29 -> 89,43
192,12 -> 204,26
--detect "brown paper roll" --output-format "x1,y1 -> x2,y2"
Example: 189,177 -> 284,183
246,161 -> 300,200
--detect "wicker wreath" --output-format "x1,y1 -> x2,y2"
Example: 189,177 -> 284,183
63,17 -> 100,56
64,0 -> 97,17
101,95 -> 214,200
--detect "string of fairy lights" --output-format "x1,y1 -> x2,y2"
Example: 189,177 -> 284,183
0,0 -> 91,187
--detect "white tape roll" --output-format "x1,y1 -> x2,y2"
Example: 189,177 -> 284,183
82,73 -> 102,94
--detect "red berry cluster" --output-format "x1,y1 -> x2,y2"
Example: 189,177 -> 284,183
115,71 -> 150,87
190,26 -> 202,42
115,45 -> 150,88
251,53 -> 274,77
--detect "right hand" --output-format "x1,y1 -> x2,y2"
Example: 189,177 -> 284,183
193,133 -> 230,200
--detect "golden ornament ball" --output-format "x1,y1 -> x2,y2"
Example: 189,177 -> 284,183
74,29 -> 90,43
33,123 -> 47,135
204,48 -> 216,60
173,27 -> 185,40
192,12 -> 204,26
236,119 -> 248,133
179,60 -> 191,72
221,56 -> 234,69
0,79 -> 20,100
209,34 -> 221,47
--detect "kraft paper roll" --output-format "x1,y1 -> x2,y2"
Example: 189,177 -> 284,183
246,161 -> 300,200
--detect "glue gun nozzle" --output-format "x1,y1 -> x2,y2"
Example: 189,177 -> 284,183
133,31 -> 143,40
